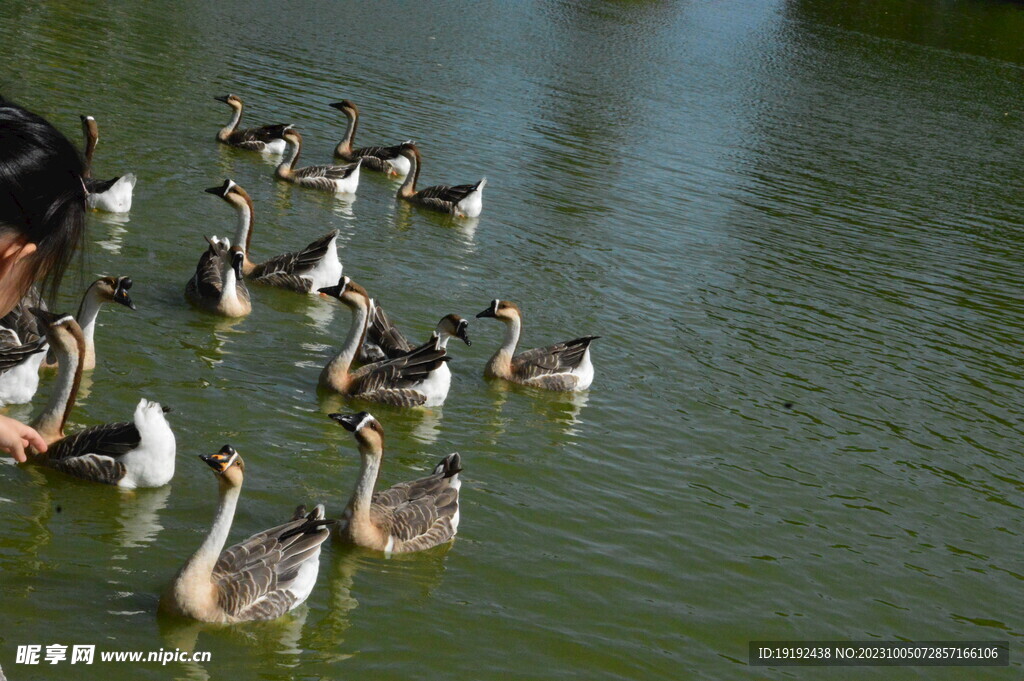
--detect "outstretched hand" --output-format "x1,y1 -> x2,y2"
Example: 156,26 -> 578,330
0,414 -> 46,462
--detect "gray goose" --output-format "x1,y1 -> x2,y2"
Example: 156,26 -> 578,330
276,128 -> 361,193
476,299 -> 597,391
329,100 -> 411,176
205,180 -> 343,293
395,142 -> 485,218
317,277 -> 450,407
214,95 -> 290,153
25,309 -> 176,488
160,446 -> 334,623
185,236 -> 252,318
330,412 -> 461,553
80,115 -> 136,213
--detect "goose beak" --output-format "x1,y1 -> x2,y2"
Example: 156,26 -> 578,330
475,307 -> 495,319
204,185 -> 224,196
328,101 -> 345,110
200,444 -> 236,473
456,323 -> 471,345
214,95 -> 230,104
318,276 -> 348,298
113,280 -> 136,310
329,412 -> 369,432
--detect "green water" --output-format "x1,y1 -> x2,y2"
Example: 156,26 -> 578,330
1,1 -> 1023,679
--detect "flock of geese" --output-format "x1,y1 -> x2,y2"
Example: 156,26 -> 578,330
2,95 -> 597,624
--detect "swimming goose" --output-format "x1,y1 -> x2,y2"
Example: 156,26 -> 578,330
317,276 -> 450,407
41,276 -> 135,372
329,100 -> 411,176
476,299 -> 597,391
205,179 -> 343,293
360,307 -> 470,363
160,446 -> 334,623
214,95 -> 290,153
26,309 -> 176,487
330,412 -> 461,553
80,115 -> 136,213
395,142 -> 485,218
185,237 -> 252,318
276,128 -> 361,193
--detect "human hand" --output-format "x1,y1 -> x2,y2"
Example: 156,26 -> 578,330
0,414 -> 46,462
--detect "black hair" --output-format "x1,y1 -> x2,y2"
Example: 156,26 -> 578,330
0,96 -> 85,302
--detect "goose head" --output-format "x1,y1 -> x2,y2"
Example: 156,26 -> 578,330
230,247 -> 245,279
29,307 -> 83,350
397,141 -> 421,162
91,275 -> 136,310
200,444 -> 245,488
317,276 -> 369,310
476,299 -> 520,322
205,179 -> 252,211
214,94 -> 243,109
79,115 -> 98,143
329,99 -> 358,117
330,412 -> 384,454
437,314 -> 471,346
281,127 -> 303,148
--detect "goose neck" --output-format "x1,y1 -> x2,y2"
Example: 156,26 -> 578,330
32,327 -> 84,442
179,483 -> 240,584
397,151 -> 419,197
348,445 -> 381,521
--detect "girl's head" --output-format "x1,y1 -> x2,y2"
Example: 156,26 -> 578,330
0,97 -> 85,315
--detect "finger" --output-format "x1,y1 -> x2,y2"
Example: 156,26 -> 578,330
20,428 -> 46,454
7,440 -> 26,463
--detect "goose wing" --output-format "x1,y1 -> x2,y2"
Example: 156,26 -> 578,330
249,231 -> 338,280
365,301 -> 413,360
188,247 -> 223,300
0,289 -> 47,345
351,143 -> 403,161
213,506 -> 334,620
293,162 -> 359,180
350,338 -> 448,405
228,124 -> 289,147
415,181 -> 482,212
0,335 -> 46,374
372,453 -> 461,551
512,335 -> 599,379
38,421 -> 142,484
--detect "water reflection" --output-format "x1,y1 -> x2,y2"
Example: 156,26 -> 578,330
90,211 -> 131,254
113,486 -> 171,549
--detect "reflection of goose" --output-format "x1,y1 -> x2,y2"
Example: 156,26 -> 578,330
205,180 -> 343,293
80,115 -> 136,213
476,299 -> 597,391
276,129 -> 361,193
396,143 -> 485,218
114,486 -> 171,548
160,447 -> 333,623
26,310 -> 176,488
329,100 -> 411,176
330,412 -> 462,554
318,278 -> 450,407
214,95 -> 289,153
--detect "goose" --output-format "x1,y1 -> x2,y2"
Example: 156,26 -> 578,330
317,276 -> 450,407
395,142 -> 485,218
360,305 -> 470,364
41,276 -> 135,372
214,95 -> 289,153
205,179 -> 343,293
160,446 -> 334,623
476,299 -> 597,391
276,128 -> 361,193
80,115 -> 136,213
330,412 -> 461,553
185,236 -> 252,318
329,100 -> 411,176
25,309 -> 176,487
